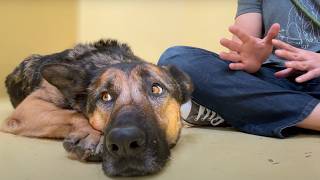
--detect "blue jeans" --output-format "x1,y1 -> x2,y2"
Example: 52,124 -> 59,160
158,46 -> 320,138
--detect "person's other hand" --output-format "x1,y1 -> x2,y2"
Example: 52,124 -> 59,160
219,23 -> 280,73
272,39 -> 320,83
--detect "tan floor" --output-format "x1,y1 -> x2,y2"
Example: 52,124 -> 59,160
0,98 -> 319,180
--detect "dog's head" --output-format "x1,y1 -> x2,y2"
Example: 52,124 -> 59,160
40,40 -> 193,176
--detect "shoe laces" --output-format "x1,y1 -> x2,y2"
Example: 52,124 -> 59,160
195,105 -> 224,126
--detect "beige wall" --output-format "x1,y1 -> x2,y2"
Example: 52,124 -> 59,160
0,0 -> 78,97
78,0 -> 237,62
0,0 -> 237,98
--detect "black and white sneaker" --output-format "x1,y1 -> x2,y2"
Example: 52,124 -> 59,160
181,101 -> 227,127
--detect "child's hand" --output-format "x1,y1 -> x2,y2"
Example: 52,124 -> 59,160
273,39 -> 320,83
219,23 -> 280,73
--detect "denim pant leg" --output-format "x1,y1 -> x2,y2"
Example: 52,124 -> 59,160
157,46 -> 319,138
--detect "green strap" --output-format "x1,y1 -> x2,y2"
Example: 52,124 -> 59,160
291,0 -> 320,28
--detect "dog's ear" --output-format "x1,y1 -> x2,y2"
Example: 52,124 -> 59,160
41,63 -> 89,94
163,65 -> 193,104
41,63 -> 90,107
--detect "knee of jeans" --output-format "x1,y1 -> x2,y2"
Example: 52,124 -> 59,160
157,46 -> 191,66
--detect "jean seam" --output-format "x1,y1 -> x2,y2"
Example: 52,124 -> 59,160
275,98 -> 320,138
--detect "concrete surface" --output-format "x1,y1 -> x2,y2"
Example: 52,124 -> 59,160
0,98 -> 319,180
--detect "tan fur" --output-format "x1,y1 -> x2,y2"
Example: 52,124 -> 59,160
1,80 -> 100,139
158,98 -> 182,146
89,107 -> 111,131
145,64 -> 164,76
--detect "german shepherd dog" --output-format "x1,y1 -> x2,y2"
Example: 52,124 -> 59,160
1,39 -> 193,176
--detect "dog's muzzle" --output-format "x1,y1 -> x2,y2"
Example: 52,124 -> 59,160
102,106 -> 170,176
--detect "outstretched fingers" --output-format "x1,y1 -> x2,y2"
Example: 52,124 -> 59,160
229,63 -> 246,70
273,39 -> 298,52
219,51 -> 242,62
229,25 -> 251,43
220,38 -> 241,52
274,68 -> 295,78
285,61 -> 310,71
296,69 -> 320,83
264,23 -> 281,43
275,49 -> 303,61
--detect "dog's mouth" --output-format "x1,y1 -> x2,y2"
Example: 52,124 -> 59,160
102,148 -> 169,177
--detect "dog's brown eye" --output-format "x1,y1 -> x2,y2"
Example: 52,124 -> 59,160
151,84 -> 163,95
101,92 -> 112,102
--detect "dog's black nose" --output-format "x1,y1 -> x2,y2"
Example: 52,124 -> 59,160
106,127 -> 146,157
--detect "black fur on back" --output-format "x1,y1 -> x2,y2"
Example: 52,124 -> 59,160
5,39 -> 143,108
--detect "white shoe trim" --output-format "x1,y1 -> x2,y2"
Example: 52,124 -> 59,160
195,105 -> 205,121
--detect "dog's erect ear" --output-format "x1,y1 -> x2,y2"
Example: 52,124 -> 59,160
41,63 -> 90,103
163,65 -> 193,104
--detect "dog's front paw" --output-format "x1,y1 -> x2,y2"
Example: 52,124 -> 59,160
63,129 -> 103,162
